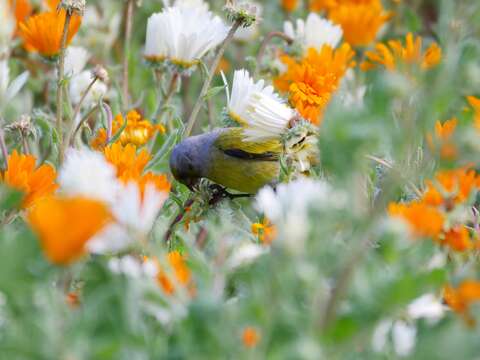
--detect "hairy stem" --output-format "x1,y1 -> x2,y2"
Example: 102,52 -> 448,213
56,11 -> 72,164
254,31 -> 293,77
123,0 -> 135,110
184,19 -> 242,137
66,77 -> 98,147
0,127 -> 8,169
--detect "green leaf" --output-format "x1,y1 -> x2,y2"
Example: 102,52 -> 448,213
0,184 -> 24,211
203,85 -> 226,101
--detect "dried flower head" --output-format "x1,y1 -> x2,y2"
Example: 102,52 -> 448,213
59,0 -> 85,16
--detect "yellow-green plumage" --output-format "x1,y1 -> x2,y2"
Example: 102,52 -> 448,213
169,128 -> 281,194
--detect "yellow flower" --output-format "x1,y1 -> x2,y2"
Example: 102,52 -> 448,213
361,33 -> 442,71
328,0 -> 391,47
388,201 -> 444,238
251,219 -> 277,245
28,196 -> 112,265
18,10 -> 81,57
91,110 -> 165,150
275,44 -> 355,125
2,151 -> 58,208
281,0 -> 299,12
242,327 -> 260,348
103,143 -> 151,181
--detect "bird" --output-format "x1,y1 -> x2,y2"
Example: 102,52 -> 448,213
169,127 -> 283,194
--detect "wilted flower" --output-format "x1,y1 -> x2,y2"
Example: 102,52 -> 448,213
144,5 -> 228,69
28,195 -> 112,265
361,33 -> 442,71
234,2 -> 262,42
70,70 -> 108,108
58,0 -> 85,16
2,150 -> 58,208
19,10 -> 82,58
283,13 -> 343,52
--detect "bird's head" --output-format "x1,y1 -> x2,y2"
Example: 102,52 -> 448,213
169,132 -> 217,190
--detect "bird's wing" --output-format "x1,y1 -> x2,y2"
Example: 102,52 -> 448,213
214,128 -> 282,161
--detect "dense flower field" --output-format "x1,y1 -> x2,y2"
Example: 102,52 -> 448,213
1,0 -> 480,358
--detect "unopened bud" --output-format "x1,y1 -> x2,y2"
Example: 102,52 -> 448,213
93,65 -> 109,83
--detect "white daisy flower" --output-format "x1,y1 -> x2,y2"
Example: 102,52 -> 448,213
255,179 -> 345,252
64,46 -> 90,77
407,293 -> 445,322
284,13 -> 343,52
59,148 -> 119,204
225,69 -> 294,141
88,181 -> 169,254
242,91 -> 295,141
144,5 -> 228,68
0,0 -> 14,54
162,0 -> 209,11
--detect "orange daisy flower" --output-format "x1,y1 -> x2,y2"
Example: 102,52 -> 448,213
2,150 -> 58,208
28,196 -> 112,265
103,143 -> 151,181
426,118 -> 458,160
281,0 -> 299,12
91,110 -> 166,150
275,44 -> 355,125
328,0 -> 391,47
422,168 -> 480,208
444,280 -> 480,326
136,171 -> 171,198
152,251 -> 192,295
309,0 -> 337,11
242,327 -> 261,348
438,226 -> 472,252
18,10 -> 81,57
388,201 -> 444,238
361,33 -> 442,71
8,0 -> 33,26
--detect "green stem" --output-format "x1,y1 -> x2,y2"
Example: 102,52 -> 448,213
65,77 -> 98,147
123,0 -> 135,110
56,10 -> 72,164
184,19 -> 242,137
